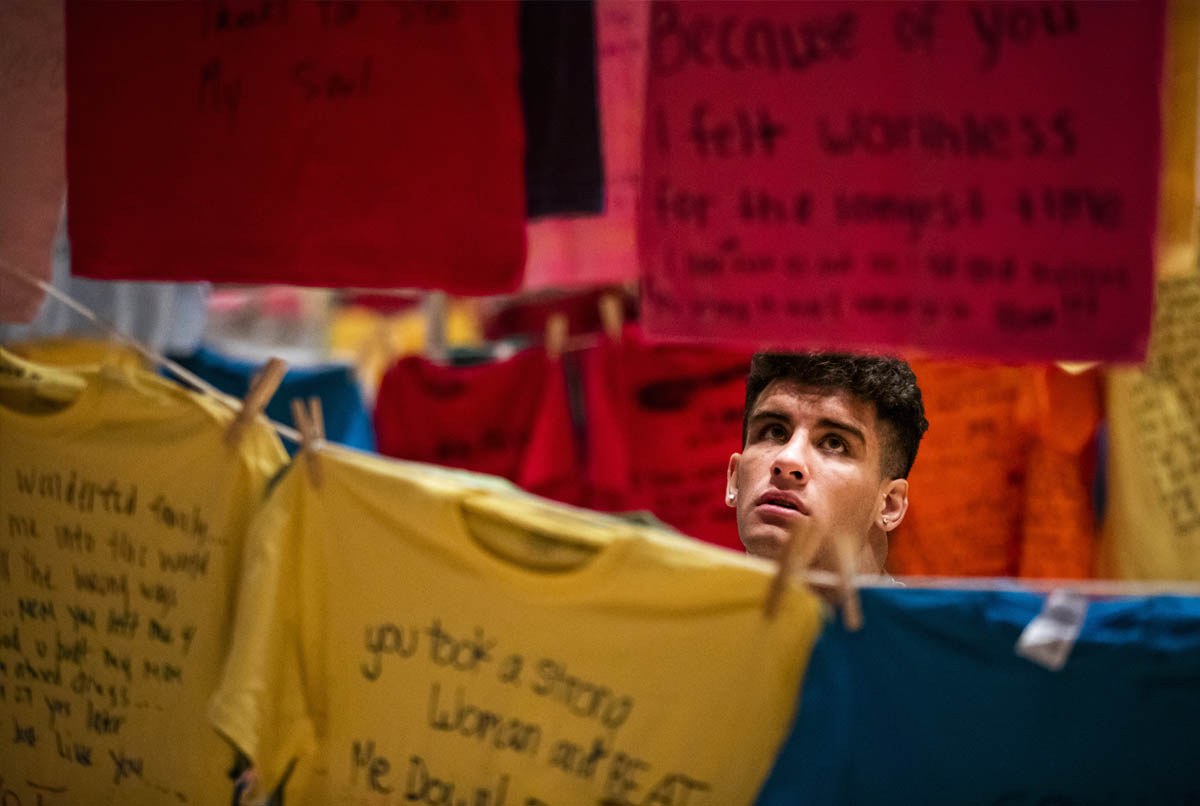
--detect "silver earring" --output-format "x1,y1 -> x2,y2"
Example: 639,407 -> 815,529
881,516 -> 890,526
727,491 -> 736,502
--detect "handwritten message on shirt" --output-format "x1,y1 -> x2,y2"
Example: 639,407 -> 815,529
351,614 -> 709,806
639,0 -> 1163,360
1128,275 -> 1200,537
1,463 -> 227,805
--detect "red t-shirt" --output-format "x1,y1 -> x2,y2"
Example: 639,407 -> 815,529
583,329 -> 751,551
66,1 -> 525,293
374,351 -> 582,505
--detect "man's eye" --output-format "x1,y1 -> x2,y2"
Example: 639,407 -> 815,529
758,423 -> 788,441
819,434 -> 848,453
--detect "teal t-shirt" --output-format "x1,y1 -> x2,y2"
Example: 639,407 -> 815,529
758,587 -> 1200,805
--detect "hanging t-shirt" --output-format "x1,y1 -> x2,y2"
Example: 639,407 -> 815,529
520,0 -> 604,218
756,587 -> 1200,805
171,346 -> 375,456
890,362 -> 1098,578
1099,273 -> 1200,580
1156,0 -> 1199,282
582,330 -> 751,550
523,0 -> 648,289
1096,0 -> 1200,581
208,447 -> 823,806
1016,366 -> 1101,578
891,362 -> 1030,576
374,350 -> 583,504
66,1 -> 526,294
0,352 -> 287,806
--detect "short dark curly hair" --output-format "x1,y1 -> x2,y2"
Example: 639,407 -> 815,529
742,351 -> 929,479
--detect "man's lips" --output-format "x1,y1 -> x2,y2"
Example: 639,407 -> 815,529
754,491 -> 811,516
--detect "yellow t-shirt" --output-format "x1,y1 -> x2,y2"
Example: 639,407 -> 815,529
1156,0 -> 1199,280
0,353 -> 287,805
209,447 -> 823,806
2,337 -> 149,373
1096,0 -> 1200,579
1099,273 -> 1200,579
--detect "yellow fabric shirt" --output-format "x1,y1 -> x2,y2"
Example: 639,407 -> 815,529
0,353 -> 287,805
1097,0 -> 1200,580
2,336 -> 149,372
209,447 -> 823,806
1156,0 -> 1199,280
1099,274 -> 1200,579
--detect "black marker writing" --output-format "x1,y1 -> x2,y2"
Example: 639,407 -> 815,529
651,2 -> 856,77
427,682 -> 543,756
969,2 -> 1079,72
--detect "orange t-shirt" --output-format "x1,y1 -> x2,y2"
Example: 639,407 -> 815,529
890,362 -> 1099,578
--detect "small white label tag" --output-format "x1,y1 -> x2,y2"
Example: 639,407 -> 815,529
1015,590 -> 1089,672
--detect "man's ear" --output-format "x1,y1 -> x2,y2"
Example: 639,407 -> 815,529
725,453 -> 741,508
876,477 -> 909,531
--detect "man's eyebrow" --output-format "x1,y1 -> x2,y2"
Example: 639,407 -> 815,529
748,409 -> 790,426
817,417 -> 866,445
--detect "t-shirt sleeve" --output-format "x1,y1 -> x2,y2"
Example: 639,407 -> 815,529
208,463 -> 317,793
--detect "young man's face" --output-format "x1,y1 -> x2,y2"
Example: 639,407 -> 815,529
726,379 -> 908,571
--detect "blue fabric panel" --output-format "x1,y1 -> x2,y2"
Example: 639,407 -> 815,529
758,587 -> 1200,806
170,346 -> 374,456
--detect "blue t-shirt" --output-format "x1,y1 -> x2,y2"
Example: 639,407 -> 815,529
170,346 -> 375,456
757,587 -> 1200,806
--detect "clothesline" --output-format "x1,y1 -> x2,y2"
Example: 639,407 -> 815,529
4,257 -> 1200,599
847,573 -> 1200,597
0,257 -> 303,444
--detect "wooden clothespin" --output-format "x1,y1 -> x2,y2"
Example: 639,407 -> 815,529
545,313 -> 569,360
765,519 -> 863,631
225,357 -> 288,448
599,292 -> 623,343
290,395 -> 325,489
764,519 -> 823,620
423,290 -> 449,364
830,530 -> 864,631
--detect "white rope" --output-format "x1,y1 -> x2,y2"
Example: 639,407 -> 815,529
0,257 -> 302,444
7,259 -> 1200,597
805,570 -> 1200,597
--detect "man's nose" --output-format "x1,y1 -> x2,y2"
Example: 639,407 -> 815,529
771,435 -> 810,482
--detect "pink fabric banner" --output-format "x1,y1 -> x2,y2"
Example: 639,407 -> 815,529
523,0 -> 648,289
639,1 -> 1164,361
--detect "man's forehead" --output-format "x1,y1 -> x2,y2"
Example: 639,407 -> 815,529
752,379 -> 878,430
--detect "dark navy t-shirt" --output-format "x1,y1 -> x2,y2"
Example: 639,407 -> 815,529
758,587 -> 1200,806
